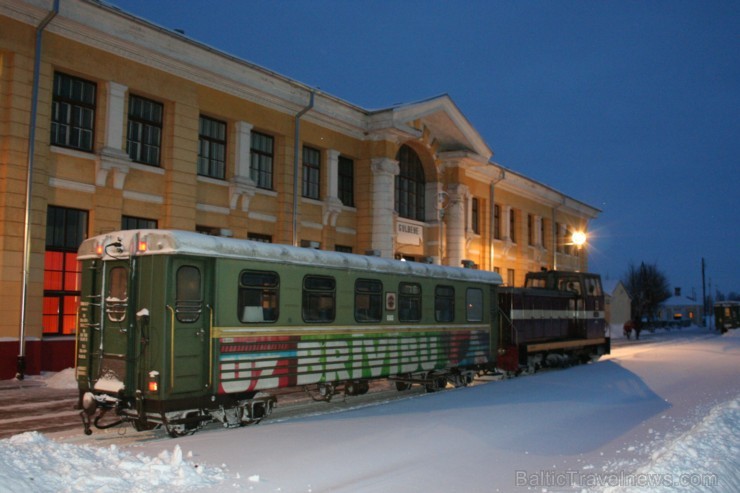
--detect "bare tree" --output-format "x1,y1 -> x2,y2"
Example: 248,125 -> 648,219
622,262 -> 672,335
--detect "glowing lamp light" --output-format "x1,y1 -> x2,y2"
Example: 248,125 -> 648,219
137,240 -> 148,252
571,231 -> 587,247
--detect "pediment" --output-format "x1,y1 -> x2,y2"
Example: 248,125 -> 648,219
368,95 -> 492,162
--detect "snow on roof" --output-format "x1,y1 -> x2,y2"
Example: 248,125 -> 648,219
79,230 -> 503,285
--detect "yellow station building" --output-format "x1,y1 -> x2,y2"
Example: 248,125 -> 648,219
0,0 -> 599,378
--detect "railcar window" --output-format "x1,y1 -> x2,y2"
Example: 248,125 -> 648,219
399,282 -> 422,322
355,279 -> 382,322
239,270 -> 279,323
466,288 -> 484,322
106,266 -> 128,322
303,275 -> 336,323
176,266 -> 202,323
435,285 -> 455,322
585,277 -> 603,296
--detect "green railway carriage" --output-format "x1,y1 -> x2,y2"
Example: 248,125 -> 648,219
75,230 -> 503,436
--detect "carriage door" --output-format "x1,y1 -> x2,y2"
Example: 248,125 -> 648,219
169,259 -> 211,394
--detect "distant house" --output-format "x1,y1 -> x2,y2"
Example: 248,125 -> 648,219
603,279 -> 631,334
657,288 -> 703,327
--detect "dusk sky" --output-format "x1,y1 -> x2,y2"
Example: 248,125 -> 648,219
107,0 -> 739,298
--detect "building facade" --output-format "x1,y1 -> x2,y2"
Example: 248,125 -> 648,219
0,0 -> 599,378
603,279 -> 632,335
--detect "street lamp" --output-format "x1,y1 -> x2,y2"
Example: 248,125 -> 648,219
572,230 -> 587,248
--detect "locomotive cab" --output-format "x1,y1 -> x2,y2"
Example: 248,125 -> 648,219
496,270 -> 610,373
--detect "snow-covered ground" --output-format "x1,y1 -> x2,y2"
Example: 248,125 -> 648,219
1,326 -> 738,493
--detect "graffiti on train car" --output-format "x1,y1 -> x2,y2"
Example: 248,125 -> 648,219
218,330 -> 489,393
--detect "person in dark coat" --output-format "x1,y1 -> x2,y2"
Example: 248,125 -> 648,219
623,320 -> 635,340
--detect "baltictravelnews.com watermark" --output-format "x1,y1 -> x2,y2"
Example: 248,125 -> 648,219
515,469 -> 719,489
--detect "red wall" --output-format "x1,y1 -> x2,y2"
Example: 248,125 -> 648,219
0,339 -> 75,380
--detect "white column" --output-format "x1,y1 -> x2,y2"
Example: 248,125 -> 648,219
504,205 -> 513,241
370,157 -> 399,258
229,121 -> 256,210
105,81 -> 127,152
326,149 -> 340,199
322,149 -> 343,226
96,81 -> 130,188
446,184 -> 468,267
234,121 -> 253,180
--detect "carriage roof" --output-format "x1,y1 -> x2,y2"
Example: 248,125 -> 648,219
79,229 -> 503,285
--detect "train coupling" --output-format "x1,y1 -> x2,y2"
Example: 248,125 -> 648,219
79,392 -> 122,435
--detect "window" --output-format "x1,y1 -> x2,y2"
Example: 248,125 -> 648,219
527,214 -> 535,245
399,282 -> 422,322
471,198 -> 480,234
338,156 -> 354,207
122,216 -> 157,230
335,245 -> 352,253
302,146 -> 321,199
127,95 -> 162,166
556,222 -> 564,253
196,225 -> 220,236
466,288 -> 484,322
248,233 -> 272,243
435,285 -> 455,322
198,116 -> 226,179
302,276 -> 335,323
105,267 -> 128,323
175,266 -> 202,323
493,204 -> 501,240
585,276 -> 603,297
509,209 -> 517,243
50,72 -> 96,151
239,270 -> 279,323
250,131 -> 274,189
540,217 -> 547,250
507,269 -> 515,287
355,279 -> 382,322
395,145 -> 425,221
43,206 -> 88,335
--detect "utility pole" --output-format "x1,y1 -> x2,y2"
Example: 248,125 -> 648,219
701,258 -> 706,326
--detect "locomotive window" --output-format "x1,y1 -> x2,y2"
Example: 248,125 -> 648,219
466,288 -> 484,322
435,285 -> 455,322
106,266 -> 128,322
302,275 -> 335,323
355,279 -> 382,322
585,277 -> 603,296
176,265 -> 202,323
399,282 -> 422,322
238,270 -> 279,323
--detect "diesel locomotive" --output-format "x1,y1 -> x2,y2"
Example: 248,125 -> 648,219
75,230 -> 609,437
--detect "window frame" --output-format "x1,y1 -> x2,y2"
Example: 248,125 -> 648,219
354,278 -> 383,323
175,265 -> 203,323
434,285 -> 455,322
127,94 -> 163,166
302,275 -> 336,323
399,282 -> 422,322
250,131 -> 274,190
471,197 -> 480,235
302,146 -> 321,200
50,72 -> 96,152
43,206 -> 88,335
338,155 -> 355,207
122,216 -> 157,230
238,270 -> 280,323
395,145 -> 426,221
466,288 -> 484,322
198,115 -> 227,180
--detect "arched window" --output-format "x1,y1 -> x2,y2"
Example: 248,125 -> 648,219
395,145 -> 425,221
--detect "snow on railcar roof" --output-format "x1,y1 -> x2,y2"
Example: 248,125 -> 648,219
79,229 -> 502,284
